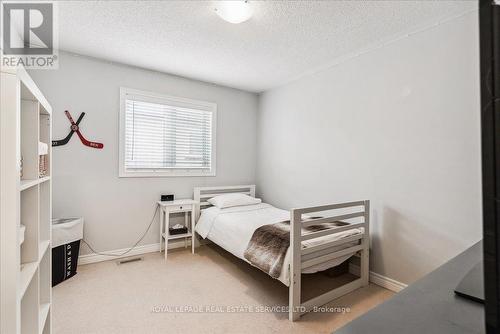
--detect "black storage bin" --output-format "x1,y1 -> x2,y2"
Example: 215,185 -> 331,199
52,218 -> 84,287
52,240 -> 80,287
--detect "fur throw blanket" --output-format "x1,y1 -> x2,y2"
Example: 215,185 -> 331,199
243,220 -> 346,278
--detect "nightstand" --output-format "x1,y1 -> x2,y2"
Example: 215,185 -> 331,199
158,199 -> 198,260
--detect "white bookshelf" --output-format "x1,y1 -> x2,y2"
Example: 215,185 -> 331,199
1,66 -> 52,334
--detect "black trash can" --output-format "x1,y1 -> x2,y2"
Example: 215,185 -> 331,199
51,218 -> 84,287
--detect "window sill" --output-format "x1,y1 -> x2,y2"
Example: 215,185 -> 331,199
119,170 -> 216,178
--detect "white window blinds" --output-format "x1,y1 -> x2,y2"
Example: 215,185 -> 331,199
121,89 -> 216,176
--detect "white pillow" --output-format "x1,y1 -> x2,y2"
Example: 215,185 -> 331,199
207,193 -> 261,209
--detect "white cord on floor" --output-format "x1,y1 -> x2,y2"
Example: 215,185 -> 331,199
81,205 -> 159,257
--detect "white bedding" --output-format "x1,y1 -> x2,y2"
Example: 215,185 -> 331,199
195,203 -> 362,286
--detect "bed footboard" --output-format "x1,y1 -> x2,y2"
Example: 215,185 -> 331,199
289,200 -> 370,321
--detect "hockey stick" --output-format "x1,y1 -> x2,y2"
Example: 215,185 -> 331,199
64,111 -> 104,149
52,112 -> 85,146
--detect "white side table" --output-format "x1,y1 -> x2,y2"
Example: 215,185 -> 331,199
158,199 -> 199,260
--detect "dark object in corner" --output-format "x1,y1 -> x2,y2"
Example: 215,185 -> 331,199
161,194 -> 174,202
335,242 -> 484,334
479,0 -> 500,331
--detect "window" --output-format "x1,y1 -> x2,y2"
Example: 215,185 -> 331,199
119,88 -> 216,177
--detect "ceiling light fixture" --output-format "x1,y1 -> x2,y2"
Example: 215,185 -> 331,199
214,1 -> 253,24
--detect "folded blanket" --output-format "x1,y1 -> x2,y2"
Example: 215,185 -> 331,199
243,220 -> 347,278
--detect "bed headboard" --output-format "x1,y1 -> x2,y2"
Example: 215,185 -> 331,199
193,185 -> 256,218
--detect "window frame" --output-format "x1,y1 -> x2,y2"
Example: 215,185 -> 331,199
119,87 -> 217,177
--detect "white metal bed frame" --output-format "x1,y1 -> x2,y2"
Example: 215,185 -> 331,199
193,185 -> 370,321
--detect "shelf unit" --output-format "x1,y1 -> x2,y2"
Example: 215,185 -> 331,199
163,232 -> 193,240
1,66 -> 52,334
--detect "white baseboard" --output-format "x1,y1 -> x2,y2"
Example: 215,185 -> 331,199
78,240 -> 188,265
79,243 -> 407,292
349,263 -> 407,292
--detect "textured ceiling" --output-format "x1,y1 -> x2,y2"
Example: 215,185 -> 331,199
57,1 -> 476,92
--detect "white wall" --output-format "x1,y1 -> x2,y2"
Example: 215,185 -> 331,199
29,11 -> 481,284
256,12 -> 482,284
30,52 -> 258,255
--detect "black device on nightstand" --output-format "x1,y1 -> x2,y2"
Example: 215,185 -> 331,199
161,194 -> 174,202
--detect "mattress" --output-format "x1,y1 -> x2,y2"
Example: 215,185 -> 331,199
195,203 -> 362,286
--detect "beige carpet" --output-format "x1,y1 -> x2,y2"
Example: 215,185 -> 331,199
53,245 -> 394,334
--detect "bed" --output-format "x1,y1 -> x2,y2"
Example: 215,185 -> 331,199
193,185 -> 370,321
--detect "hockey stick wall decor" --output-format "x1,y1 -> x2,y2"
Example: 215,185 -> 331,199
52,112 -> 85,146
52,111 -> 104,149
